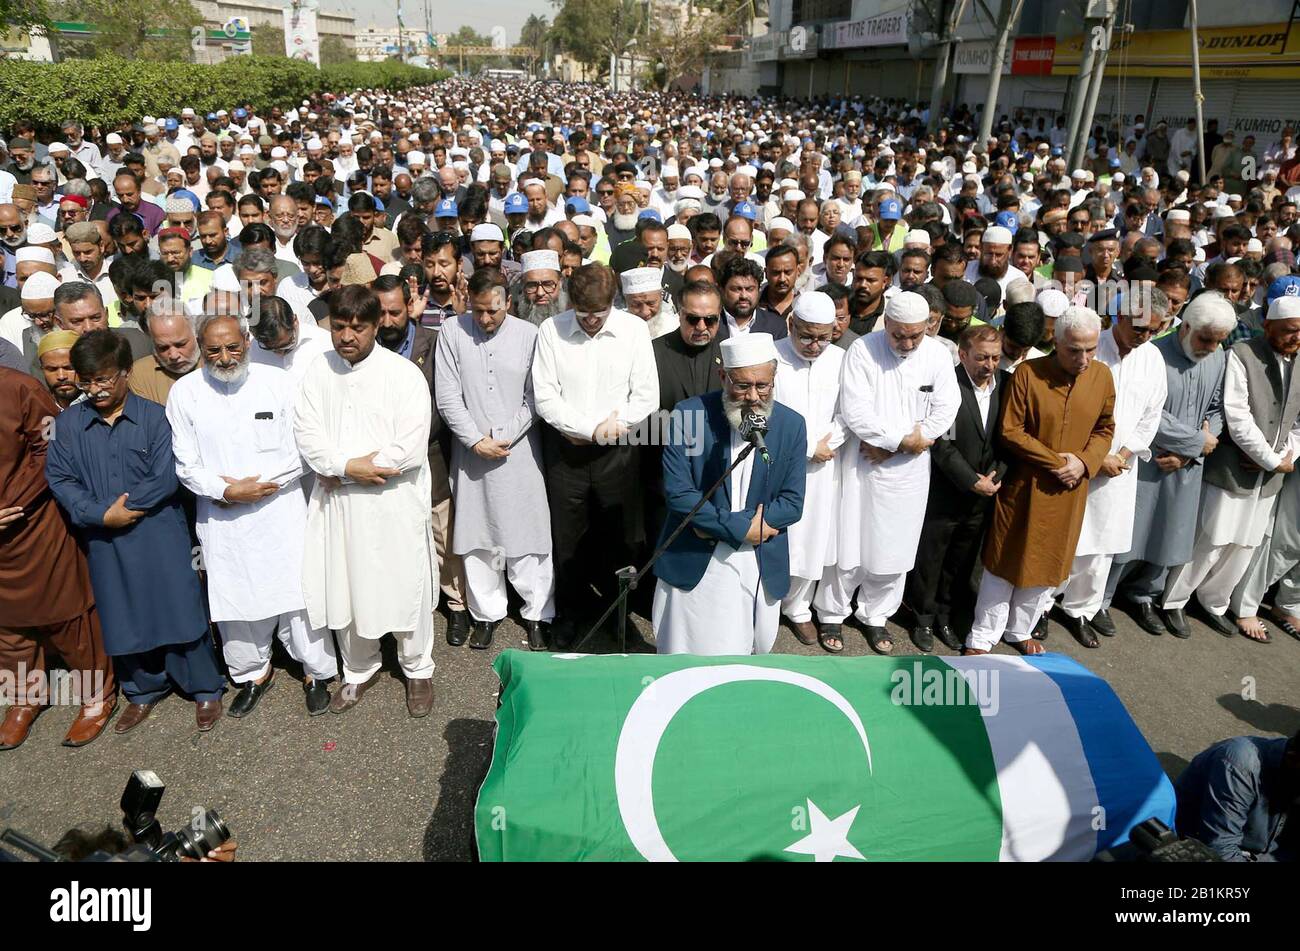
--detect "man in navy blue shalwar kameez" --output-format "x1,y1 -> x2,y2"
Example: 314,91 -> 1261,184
45,329 -> 225,734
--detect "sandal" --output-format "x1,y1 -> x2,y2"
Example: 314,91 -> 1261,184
1237,618 -> 1271,644
818,623 -> 844,654
961,647 -> 989,656
1270,613 -> 1300,642
865,625 -> 893,655
1010,639 -> 1046,656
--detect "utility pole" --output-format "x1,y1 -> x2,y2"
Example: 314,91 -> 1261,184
1189,0 -> 1208,183
977,0 -> 1027,146
926,0 -> 972,134
1063,0 -> 1112,166
1070,4 -> 1115,169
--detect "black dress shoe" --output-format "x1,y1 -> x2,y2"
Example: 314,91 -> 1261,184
469,619 -> 498,650
1089,608 -> 1117,637
524,620 -> 549,651
304,679 -> 331,716
1198,607 -> 1238,638
1058,611 -> 1098,648
934,622 -> 964,651
446,610 -> 470,646
1161,607 -> 1191,639
910,625 -> 935,653
228,672 -> 273,718
1133,601 -> 1166,636
1031,614 -> 1049,640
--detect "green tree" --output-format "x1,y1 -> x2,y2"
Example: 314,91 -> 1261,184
549,0 -> 644,74
55,0 -> 204,62
519,13 -> 547,55
319,34 -> 352,65
251,24 -> 286,58
1,0 -> 54,33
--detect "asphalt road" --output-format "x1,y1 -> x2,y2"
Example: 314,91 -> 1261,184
1,600 -> 1297,861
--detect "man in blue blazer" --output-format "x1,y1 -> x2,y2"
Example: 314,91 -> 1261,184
652,332 -> 806,655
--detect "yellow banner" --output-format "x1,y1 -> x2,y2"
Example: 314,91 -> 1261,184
1052,22 -> 1300,79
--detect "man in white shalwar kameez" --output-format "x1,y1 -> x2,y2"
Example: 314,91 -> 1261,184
814,291 -> 961,653
652,333 -> 808,655
774,291 -> 846,649
167,313 -> 337,717
1056,304 -> 1166,647
1161,297 -> 1300,638
293,285 -> 437,718
248,294 -> 334,386
1230,462 -> 1300,642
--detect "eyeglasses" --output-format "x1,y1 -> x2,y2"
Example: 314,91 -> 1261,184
796,334 -> 832,348
685,313 -> 720,326
524,279 -> 559,294
0,223 -> 24,234
75,371 -> 124,391
726,379 -> 773,395
596,188 -> 615,197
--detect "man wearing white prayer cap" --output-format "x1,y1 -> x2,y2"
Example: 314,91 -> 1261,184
467,222 -> 518,281
517,249 -> 566,326
1161,292 -> 1300,640
774,292 -> 846,649
0,268 -> 59,358
665,223 -> 693,273
965,225 -> 1019,301
620,266 -> 675,339
652,331 -> 808,656
814,291 -> 962,653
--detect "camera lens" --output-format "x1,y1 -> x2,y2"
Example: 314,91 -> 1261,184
173,809 -> 230,860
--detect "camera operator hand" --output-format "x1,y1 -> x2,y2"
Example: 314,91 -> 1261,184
180,839 -> 237,862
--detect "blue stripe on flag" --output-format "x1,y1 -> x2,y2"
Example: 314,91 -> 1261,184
1027,654 -> 1177,850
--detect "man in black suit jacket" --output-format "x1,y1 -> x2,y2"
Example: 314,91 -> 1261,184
904,325 -> 1010,652
715,255 -> 788,342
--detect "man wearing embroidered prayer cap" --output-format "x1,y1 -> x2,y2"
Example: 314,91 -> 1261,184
813,290 -> 961,654
620,266 -> 675,339
773,291 -> 846,651
0,268 -> 56,358
516,248 -> 567,326
652,331 -> 806,656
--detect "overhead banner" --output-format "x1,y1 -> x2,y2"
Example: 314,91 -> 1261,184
952,39 -> 1011,75
1052,22 -> 1300,79
822,9 -> 911,50
1011,36 -> 1055,75
283,3 -> 321,67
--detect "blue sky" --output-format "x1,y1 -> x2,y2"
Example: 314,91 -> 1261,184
335,0 -> 555,41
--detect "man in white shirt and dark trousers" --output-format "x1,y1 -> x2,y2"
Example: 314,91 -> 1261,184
532,263 -> 659,647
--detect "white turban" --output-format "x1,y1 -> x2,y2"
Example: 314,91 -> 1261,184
792,291 -> 835,325
884,291 -> 929,325
721,332 -> 778,369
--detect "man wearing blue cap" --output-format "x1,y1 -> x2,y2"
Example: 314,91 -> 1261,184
868,197 -> 907,252
503,192 -> 528,233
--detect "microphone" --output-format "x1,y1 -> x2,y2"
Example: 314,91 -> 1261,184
739,411 -> 772,465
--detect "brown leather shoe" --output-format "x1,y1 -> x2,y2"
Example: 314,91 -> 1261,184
789,620 -> 818,646
63,696 -> 118,747
405,677 -> 434,718
114,701 -> 157,735
0,705 -> 44,750
195,699 -> 222,732
329,673 -> 380,715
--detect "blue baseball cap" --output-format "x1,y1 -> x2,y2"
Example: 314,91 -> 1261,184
435,198 -> 459,218
732,200 -> 757,221
564,196 -> 591,213
315,196 -> 334,210
164,118 -> 178,131
504,193 -> 527,215
1051,146 -> 1063,156
995,211 -> 1019,230
1267,275 -> 1300,302
638,208 -> 662,222
880,198 -> 903,220
592,122 -> 603,135
234,108 -> 247,119
206,112 -> 217,121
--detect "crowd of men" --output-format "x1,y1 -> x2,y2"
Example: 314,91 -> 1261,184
2,78 -> 1300,755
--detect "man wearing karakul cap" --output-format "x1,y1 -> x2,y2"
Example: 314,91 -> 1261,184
814,290 -> 960,653
652,332 -> 807,656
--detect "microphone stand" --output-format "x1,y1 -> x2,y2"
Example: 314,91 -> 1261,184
572,440 -> 758,653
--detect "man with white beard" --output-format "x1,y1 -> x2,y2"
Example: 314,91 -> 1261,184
514,249 -> 570,326
620,266 -> 676,339
268,195 -> 301,269
167,313 -> 338,717
665,223 -> 693,274
651,163 -> 679,219
774,292 -> 845,650
1160,296 -> 1300,639
814,291 -> 961,653
1055,289 -> 1167,648
652,332 -> 807,655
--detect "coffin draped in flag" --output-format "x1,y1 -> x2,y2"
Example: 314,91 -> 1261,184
475,651 -> 1176,861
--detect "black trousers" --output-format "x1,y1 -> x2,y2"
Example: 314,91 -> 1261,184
543,429 -> 644,621
905,500 -> 990,629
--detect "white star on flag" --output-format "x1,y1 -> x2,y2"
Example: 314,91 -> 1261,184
784,799 -> 865,862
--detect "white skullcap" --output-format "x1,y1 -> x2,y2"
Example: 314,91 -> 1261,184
961,161 -> 977,174
1166,209 -> 1190,223
26,223 -> 56,244
571,214 -> 598,228
47,141 -> 69,154
490,139 -> 506,151
768,217 -> 795,233
306,138 -> 324,150
720,331 -> 778,369
778,178 -> 798,189
1036,288 -> 1070,319
1112,172 -> 1126,183
792,291 -> 835,325
621,267 -> 662,296
1213,205 -> 1235,219
1268,297 -> 1300,321
677,185 -> 705,200
270,160 -> 289,175
708,157 -> 723,168
1228,194 -> 1242,203
1247,238 -> 1264,253
20,271 -> 59,299
452,160 -> 470,171
1071,168 -> 1088,178
634,180 -> 652,193
884,291 -> 930,325
667,223 -> 692,241
15,247 -> 55,266
211,264 -> 241,293
270,146 -> 287,159
1193,246 -> 1206,263
982,226 -> 1013,245
519,250 -> 560,274
470,223 -> 504,243
105,133 -> 123,146
407,150 -> 426,165
661,162 -> 679,176
784,189 -> 806,202
903,229 -> 930,247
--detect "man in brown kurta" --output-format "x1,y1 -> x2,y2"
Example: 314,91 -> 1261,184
0,368 -> 117,749
964,310 -> 1116,654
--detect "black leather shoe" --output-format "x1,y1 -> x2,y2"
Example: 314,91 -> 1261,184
1032,613 -> 1049,640
446,610 -> 470,646
1198,607 -> 1238,638
228,672 -> 273,718
469,619 -> 498,650
1058,610 -> 1098,648
304,679 -> 331,716
1089,608 -> 1117,637
525,620 -> 549,651
550,619 -> 576,651
935,623 -> 964,651
1161,607 -> 1191,639
1133,601 -> 1166,636
910,625 -> 935,653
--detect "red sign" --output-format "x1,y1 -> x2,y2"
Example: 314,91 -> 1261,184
1012,37 -> 1056,75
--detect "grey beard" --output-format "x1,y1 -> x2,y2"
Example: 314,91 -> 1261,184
1180,334 -> 1211,363
722,391 -> 774,432
517,284 -> 570,326
612,211 -> 638,231
666,258 -> 688,273
1,232 -> 25,248
207,353 -> 250,386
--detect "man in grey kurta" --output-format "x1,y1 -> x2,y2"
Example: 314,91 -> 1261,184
434,267 -> 555,651
1104,302 -> 1233,635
